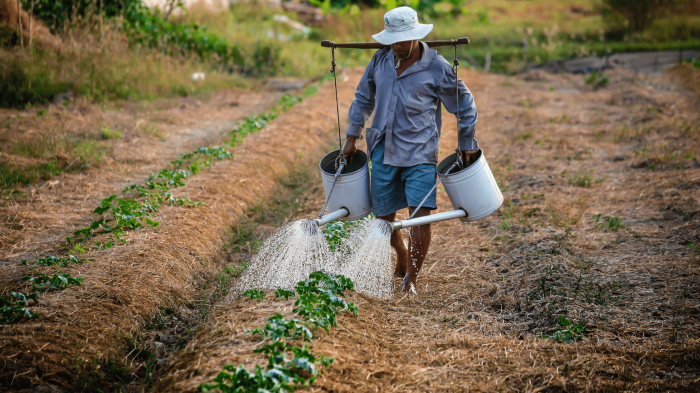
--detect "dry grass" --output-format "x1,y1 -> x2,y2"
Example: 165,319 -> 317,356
0,72 -> 358,390
671,63 -> 700,101
1,62 -> 700,391
151,68 -> 700,392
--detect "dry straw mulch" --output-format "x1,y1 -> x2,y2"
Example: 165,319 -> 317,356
155,68 -> 700,392
0,70 -> 361,389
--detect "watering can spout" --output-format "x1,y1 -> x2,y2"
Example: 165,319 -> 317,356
388,209 -> 467,232
314,208 -> 350,227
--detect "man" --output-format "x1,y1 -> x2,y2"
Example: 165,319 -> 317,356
342,6 -> 478,294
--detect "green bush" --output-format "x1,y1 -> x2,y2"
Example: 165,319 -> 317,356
600,0 -> 678,33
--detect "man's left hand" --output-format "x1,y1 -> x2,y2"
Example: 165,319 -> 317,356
461,150 -> 479,167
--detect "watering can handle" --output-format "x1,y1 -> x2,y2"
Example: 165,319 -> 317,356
407,152 -> 463,220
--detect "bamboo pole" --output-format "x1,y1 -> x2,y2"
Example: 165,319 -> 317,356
28,0 -> 34,47
16,0 -> 24,48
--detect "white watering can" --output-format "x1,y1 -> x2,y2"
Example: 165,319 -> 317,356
314,148 -> 502,230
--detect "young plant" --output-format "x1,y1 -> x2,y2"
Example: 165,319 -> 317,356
1,292 -> 39,324
200,272 -> 357,393
540,316 -> 591,343
584,71 -> 609,88
22,273 -> 85,293
592,214 -> 626,231
243,289 -> 265,301
22,255 -> 86,267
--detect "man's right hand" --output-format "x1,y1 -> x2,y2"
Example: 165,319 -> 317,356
341,137 -> 357,163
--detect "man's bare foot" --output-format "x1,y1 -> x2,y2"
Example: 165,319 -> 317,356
401,275 -> 418,294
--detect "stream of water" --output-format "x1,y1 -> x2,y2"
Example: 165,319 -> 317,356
234,218 -> 395,299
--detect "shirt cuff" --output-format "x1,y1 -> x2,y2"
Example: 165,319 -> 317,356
459,136 -> 479,151
346,124 -> 363,139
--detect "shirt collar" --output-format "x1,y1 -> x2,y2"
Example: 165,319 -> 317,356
389,41 -> 434,79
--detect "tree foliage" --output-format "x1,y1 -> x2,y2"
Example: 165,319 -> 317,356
600,0 -> 678,33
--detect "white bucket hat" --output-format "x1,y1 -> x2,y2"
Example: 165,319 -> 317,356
372,7 -> 433,46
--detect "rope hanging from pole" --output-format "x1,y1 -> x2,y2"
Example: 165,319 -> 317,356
452,40 -> 463,171
330,41 -> 345,169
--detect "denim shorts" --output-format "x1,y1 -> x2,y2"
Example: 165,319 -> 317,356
371,140 -> 437,217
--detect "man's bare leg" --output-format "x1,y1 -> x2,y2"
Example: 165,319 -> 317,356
375,212 -> 408,278
402,207 -> 431,293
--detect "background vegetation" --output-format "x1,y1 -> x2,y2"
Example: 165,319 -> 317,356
0,0 -> 699,108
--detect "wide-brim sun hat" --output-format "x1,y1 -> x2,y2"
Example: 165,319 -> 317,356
372,6 -> 433,46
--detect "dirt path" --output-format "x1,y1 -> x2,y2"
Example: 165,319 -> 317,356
152,68 -> 700,392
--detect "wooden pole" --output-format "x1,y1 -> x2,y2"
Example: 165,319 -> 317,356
28,0 -> 35,47
16,0 -> 24,49
320,37 -> 470,49
522,30 -> 528,71
100,0 -> 103,41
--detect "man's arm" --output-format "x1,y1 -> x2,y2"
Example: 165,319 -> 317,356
436,67 -> 479,165
343,52 -> 379,159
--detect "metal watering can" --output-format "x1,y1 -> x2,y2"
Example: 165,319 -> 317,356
314,148 -> 503,230
315,149 -> 373,226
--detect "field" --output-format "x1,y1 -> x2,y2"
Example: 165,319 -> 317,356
1,0 -> 700,392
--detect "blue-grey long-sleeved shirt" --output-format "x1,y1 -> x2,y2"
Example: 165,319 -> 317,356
346,41 -> 478,167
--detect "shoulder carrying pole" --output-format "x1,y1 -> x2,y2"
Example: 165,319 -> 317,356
321,37 -> 470,49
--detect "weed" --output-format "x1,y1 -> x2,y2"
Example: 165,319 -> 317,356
0,292 -> 39,324
243,289 -> 265,301
0,160 -> 63,188
510,132 -> 533,144
567,169 -> 595,187
584,71 -> 610,88
592,214 -> 626,231
685,242 -> 700,254
214,268 -> 236,299
541,316 -> 591,343
100,127 -> 122,140
527,265 -> 559,304
22,273 -> 85,293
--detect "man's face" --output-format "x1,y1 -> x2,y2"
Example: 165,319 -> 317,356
391,40 -> 416,58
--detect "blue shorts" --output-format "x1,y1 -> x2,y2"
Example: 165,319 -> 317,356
371,140 -> 437,217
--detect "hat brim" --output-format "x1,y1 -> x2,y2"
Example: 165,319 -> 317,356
372,23 -> 433,46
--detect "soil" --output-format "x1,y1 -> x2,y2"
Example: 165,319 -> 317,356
1,64 -> 699,392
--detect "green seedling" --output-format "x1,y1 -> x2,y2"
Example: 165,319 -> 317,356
22,255 -> 86,267
541,316 -> 591,343
592,214 -> 626,231
201,272 -> 356,393
22,273 -> 85,293
584,71 -> 609,88
275,288 -> 295,301
248,313 -> 314,341
243,289 -> 265,300
1,292 -> 39,324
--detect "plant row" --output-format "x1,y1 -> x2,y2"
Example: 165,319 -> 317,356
2,91 -> 311,325
199,272 -> 357,392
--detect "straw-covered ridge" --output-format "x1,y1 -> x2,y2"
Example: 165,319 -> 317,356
0,71 -> 360,389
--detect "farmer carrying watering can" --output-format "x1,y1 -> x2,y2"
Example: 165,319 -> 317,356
342,6 -> 479,294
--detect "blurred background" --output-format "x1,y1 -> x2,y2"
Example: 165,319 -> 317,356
1,0 -> 699,109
